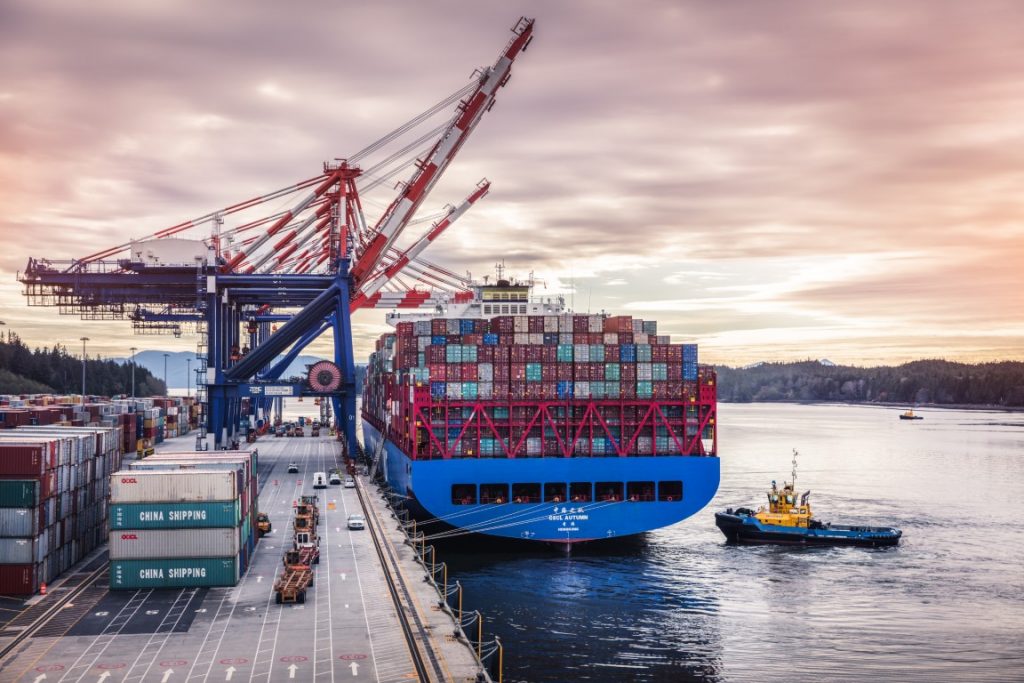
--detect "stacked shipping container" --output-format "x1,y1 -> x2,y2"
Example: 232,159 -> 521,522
0,425 -> 121,595
109,451 -> 259,589
364,314 -> 717,459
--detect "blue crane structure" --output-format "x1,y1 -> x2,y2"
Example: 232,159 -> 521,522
18,18 -> 534,453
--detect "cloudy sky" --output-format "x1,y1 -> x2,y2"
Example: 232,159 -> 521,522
1,0 -> 1022,366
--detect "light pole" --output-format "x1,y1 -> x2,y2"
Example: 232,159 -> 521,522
130,346 -> 138,399
186,358 -> 192,398
80,337 -> 89,404
163,353 -> 170,395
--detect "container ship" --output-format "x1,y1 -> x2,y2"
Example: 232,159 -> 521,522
361,277 -> 719,545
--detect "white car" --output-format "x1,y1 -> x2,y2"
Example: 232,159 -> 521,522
347,514 -> 365,530
328,472 -> 342,486
287,463 -> 299,473
312,471 -> 327,489
344,477 -> 356,488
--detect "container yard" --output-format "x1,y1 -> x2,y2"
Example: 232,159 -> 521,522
0,423 -> 121,595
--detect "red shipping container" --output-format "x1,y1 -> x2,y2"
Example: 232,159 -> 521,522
652,345 -> 668,362
432,319 -> 447,334
528,316 -> 544,333
525,346 -> 543,362
0,564 -> 39,595
0,443 -> 50,476
573,316 -> 589,333
621,383 -> 636,399
541,382 -> 557,397
604,345 -> 621,362
574,365 -> 590,381
510,364 -> 527,381
478,347 -> 495,363
429,364 -> 446,381
493,383 -> 510,400
511,347 -> 527,363
542,346 -> 557,363
541,365 -> 557,382
667,345 -> 683,362
668,363 -> 682,378
396,321 -> 414,337
462,364 -> 478,381
426,346 -> 445,363
448,365 -> 462,381
557,364 -> 573,381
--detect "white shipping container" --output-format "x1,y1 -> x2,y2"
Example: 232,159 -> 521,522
109,527 -> 241,560
0,508 -> 39,537
0,530 -> 48,564
110,470 -> 238,503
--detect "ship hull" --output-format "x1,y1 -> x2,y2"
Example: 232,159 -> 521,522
363,419 -> 720,544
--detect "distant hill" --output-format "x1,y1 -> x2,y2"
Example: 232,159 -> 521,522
0,331 -> 165,396
715,359 -> 1024,407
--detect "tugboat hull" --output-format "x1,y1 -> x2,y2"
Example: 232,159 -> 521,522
715,511 -> 902,547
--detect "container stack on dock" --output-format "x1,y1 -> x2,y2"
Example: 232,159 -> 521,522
108,450 -> 258,589
0,424 -> 121,595
0,394 -> 196,455
364,313 -> 715,458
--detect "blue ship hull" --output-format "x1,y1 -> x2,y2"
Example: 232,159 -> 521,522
362,419 -> 721,544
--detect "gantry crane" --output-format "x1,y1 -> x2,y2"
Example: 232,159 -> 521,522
19,17 -> 535,452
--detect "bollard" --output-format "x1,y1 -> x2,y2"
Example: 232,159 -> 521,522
476,610 -> 483,660
39,582 -> 47,596
496,635 -> 503,683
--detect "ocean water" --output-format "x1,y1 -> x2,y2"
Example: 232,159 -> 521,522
436,403 -> 1024,682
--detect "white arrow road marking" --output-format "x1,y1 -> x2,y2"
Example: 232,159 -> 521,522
344,604 -> 349,609
225,666 -> 236,680
161,669 -> 174,683
335,528 -> 340,532
32,674 -> 46,683
340,573 -> 346,581
288,664 -> 298,679
97,672 -> 111,683
349,661 -> 360,676
256,576 -> 263,583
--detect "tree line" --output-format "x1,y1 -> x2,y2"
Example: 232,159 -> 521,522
0,331 -> 167,397
715,360 -> 1024,407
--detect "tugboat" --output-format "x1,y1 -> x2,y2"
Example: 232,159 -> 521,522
715,450 -> 902,547
899,408 -> 924,420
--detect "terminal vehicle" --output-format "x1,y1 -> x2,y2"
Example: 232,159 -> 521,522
273,566 -> 310,604
313,472 -> 327,489
287,462 -> 299,473
275,425 -> 285,437
329,471 -> 342,486
295,424 -> 305,437
257,512 -> 272,536
347,514 -> 365,530
285,424 -> 295,437
311,424 -> 320,437
344,477 -> 356,488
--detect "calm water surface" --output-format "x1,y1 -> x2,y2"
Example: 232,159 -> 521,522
437,403 -> 1024,682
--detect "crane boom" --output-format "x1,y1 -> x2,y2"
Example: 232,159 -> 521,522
349,17 -> 534,286
349,179 -> 489,311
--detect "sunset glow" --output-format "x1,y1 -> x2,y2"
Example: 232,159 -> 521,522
1,1 -> 1022,365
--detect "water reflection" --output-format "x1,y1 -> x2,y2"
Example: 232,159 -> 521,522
428,405 -> 1024,682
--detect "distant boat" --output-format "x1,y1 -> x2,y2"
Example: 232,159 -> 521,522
899,409 -> 924,420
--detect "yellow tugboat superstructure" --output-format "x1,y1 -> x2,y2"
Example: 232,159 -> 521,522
754,449 -> 811,528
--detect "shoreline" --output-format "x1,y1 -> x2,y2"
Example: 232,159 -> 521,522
719,400 -> 1024,413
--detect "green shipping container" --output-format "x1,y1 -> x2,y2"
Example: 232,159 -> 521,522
110,557 -> 240,589
0,481 -> 37,508
109,501 -> 242,530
